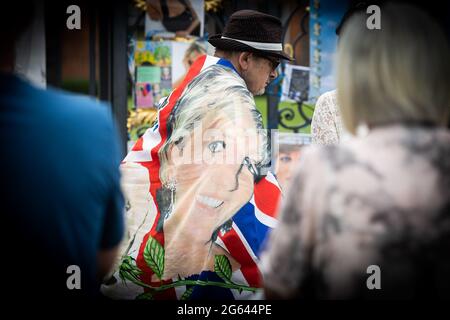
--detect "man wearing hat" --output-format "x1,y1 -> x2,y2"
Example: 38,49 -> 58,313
102,10 -> 289,300
210,9 -> 291,95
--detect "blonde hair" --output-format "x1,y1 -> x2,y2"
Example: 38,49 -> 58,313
185,42 -> 207,57
159,65 -> 269,185
337,3 -> 450,134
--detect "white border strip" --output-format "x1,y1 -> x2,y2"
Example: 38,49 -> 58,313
123,150 -> 151,162
232,222 -> 259,263
202,56 -> 220,71
265,171 -> 281,191
250,197 -> 278,229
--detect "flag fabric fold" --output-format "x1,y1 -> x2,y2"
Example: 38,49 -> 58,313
101,55 -> 281,300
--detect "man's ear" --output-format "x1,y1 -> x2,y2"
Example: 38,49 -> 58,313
238,52 -> 252,71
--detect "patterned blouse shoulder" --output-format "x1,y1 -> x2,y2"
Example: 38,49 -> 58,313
311,90 -> 343,145
261,125 -> 450,299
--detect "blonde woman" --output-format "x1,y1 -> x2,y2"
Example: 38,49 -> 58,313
262,3 -> 450,299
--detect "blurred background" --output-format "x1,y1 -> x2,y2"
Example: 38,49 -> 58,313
11,0 -> 450,156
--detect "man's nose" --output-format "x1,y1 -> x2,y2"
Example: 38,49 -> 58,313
269,68 -> 278,81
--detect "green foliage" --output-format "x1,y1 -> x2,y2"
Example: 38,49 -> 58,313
214,255 -> 232,283
136,291 -> 155,300
143,236 -> 165,280
180,287 -> 194,300
118,256 -> 143,284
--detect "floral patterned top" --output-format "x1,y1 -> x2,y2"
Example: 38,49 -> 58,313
261,124 -> 450,299
311,90 -> 344,145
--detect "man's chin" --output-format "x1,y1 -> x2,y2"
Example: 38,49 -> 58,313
253,88 -> 266,96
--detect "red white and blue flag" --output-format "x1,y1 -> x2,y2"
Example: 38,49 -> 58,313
102,55 -> 281,300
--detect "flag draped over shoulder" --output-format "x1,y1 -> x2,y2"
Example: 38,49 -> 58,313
102,55 -> 281,300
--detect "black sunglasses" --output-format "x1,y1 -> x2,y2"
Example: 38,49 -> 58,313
253,53 -> 280,71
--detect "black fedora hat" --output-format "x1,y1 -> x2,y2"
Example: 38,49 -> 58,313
208,10 -> 292,61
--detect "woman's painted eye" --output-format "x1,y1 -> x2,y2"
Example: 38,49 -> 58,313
280,155 -> 292,163
208,141 -> 226,153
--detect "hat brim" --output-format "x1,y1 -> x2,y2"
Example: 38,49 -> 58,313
208,34 -> 293,61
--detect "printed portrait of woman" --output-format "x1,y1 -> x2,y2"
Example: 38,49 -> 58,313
155,65 -> 270,280
173,42 -> 207,88
101,63 -> 274,300
274,144 -> 302,192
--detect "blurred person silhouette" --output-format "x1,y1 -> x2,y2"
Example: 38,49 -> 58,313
261,3 -> 450,299
0,3 -> 124,299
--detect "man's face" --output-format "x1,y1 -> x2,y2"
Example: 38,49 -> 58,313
242,53 -> 279,96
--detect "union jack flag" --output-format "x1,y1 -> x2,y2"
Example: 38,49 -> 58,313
110,55 -> 281,300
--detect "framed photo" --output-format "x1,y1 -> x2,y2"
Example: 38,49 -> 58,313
281,64 -> 310,103
271,131 -> 312,191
